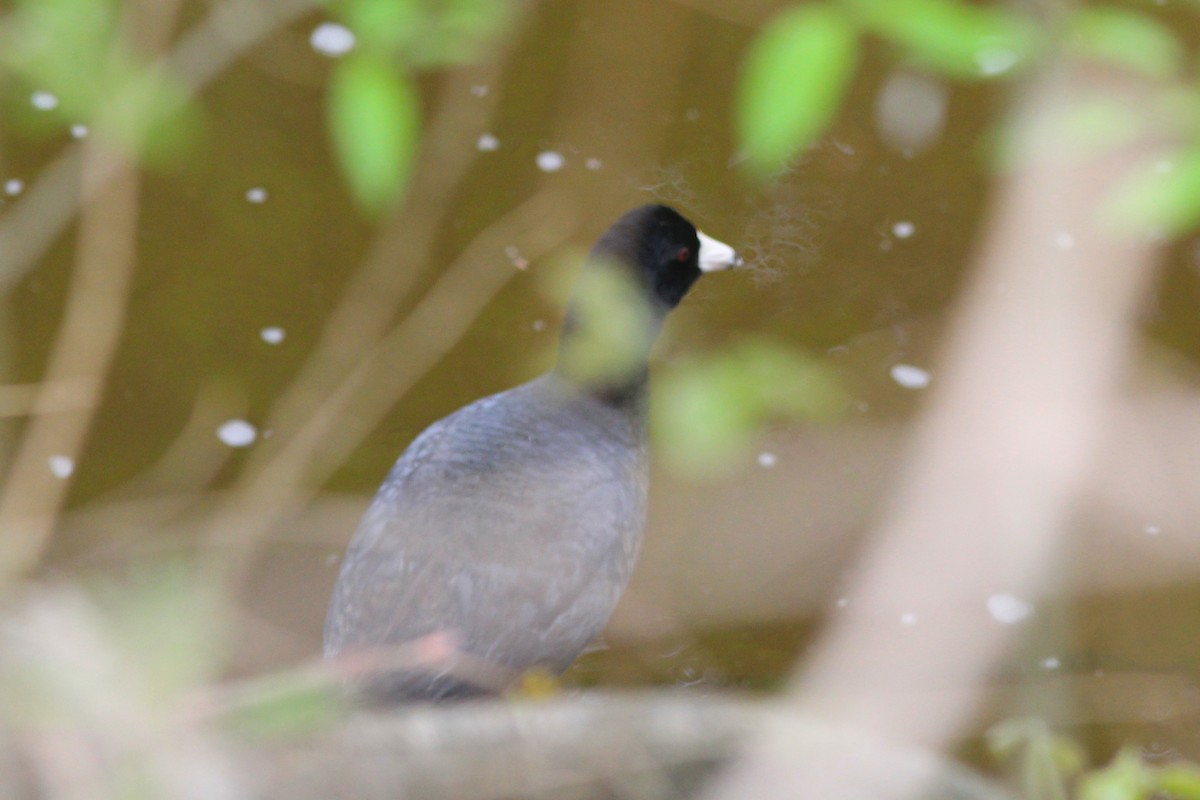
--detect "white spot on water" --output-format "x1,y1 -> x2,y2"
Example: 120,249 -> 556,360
70,124 -> 88,139
892,220 -> 915,239
245,187 -> 268,204
836,597 -> 849,609
890,363 -> 931,390
470,85 -> 489,97
1041,656 -> 1061,670
757,452 -> 777,468
975,46 -> 1018,76
1145,524 -> 1161,536
260,326 -> 285,345
535,150 -> 565,172
48,455 -> 74,479
310,22 -> 356,57
987,593 -> 1033,624
31,91 -> 59,111
1054,232 -> 1075,250
900,612 -> 918,626
531,319 -> 546,333
217,419 -> 258,448
476,133 -> 499,152
585,157 -> 602,171
4,179 -> 24,196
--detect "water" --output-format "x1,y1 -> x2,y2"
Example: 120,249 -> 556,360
2,0 -> 1199,766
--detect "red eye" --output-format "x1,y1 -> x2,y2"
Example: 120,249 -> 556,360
676,247 -> 691,263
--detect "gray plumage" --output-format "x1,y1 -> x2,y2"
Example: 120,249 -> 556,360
324,375 -> 647,699
322,205 -> 739,701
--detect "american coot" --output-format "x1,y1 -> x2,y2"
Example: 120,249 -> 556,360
323,205 -> 740,701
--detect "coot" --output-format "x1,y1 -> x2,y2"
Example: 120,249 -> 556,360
324,204 -> 740,700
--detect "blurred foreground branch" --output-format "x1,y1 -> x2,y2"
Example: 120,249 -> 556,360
0,147 -> 141,578
0,692 -> 1012,800
700,62 -> 1168,800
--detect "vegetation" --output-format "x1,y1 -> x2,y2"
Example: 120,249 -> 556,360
0,0 -> 1196,797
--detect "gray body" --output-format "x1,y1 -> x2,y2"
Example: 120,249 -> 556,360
323,373 -> 648,698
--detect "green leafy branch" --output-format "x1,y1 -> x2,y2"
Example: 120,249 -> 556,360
990,718 -> 1200,800
736,0 -> 1200,235
325,0 -> 515,214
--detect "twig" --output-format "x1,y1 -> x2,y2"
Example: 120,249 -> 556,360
0,0 -> 318,290
699,62 -> 1168,800
204,187 -> 578,581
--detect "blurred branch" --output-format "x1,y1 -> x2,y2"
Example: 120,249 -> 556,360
204,185 -> 578,581
0,693 -> 1010,800
0,382 -> 90,419
0,0 -> 317,291
0,0 -> 201,578
237,694 -> 1011,800
0,145 -> 140,578
700,62 -> 1168,800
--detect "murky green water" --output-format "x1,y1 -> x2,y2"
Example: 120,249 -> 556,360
3,0 -> 1200,767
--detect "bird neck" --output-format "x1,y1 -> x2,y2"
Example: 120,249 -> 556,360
552,305 -> 663,407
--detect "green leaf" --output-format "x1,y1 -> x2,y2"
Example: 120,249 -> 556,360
1079,749 -> 1153,800
556,260 -> 657,388
653,340 -> 844,479
1155,764 -> 1200,799
224,674 -> 341,739
986,719 -> 1084,800
0,0 -> 201,162
337,0 -> 514,67
1067,7 -> 1183,80
737,4 -> 859,178
844,0 -> 1038,80
1105,147 -> 1200,236
329,54 -> 420,214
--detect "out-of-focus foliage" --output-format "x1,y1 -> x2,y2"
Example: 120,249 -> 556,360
990,719 -> 1200,800
844,0 -> 1038,79
736,0 -> 1200,236
0,566 -> 343,796
555,260 -> 658,389
1106,147 -> 1200,236
329,53 -> 422,215
336,0 -> 514,68
737,4 -> 858,178
1066,8 -> 1183,81
653,339 -> 845,479
989,718 -> 1086,800
0,0 -> 198,161
326,0 -> 514,213
222,668 -> 342,739
0,0 -> 514,211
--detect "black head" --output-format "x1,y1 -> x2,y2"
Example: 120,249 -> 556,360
590,205 -> 707,309
557,205 -> 739,400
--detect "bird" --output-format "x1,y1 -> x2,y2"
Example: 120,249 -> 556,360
323,204 -> 741,701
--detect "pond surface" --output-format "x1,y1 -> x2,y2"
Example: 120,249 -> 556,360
3,0 -> 1200,767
